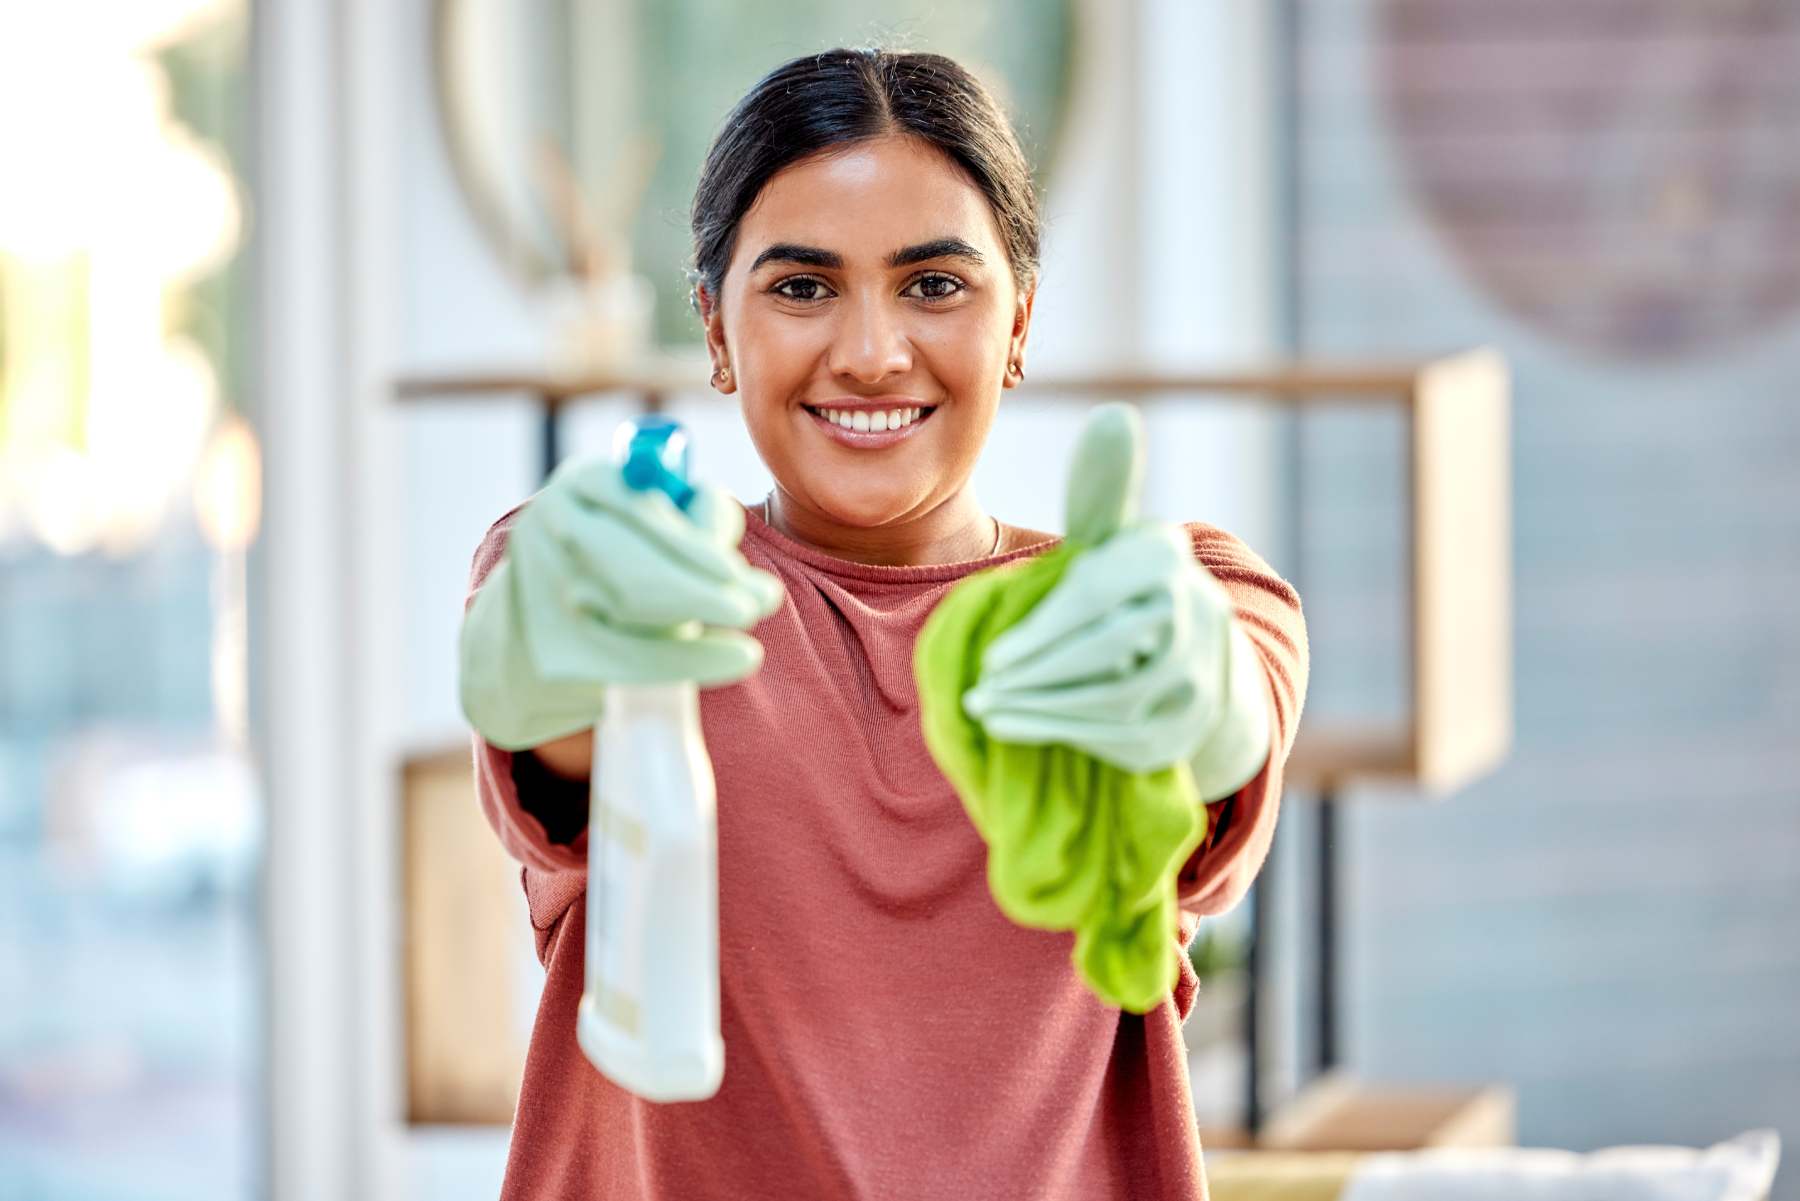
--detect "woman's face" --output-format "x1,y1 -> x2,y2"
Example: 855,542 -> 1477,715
700,134 -> 1034,531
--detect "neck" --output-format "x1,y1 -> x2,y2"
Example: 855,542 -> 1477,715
760,487 -> 999,567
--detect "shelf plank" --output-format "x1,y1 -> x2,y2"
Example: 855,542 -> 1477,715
396,357 -> 1447,407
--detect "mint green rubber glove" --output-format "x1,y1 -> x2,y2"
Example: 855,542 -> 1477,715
459,455 -> 784,752
960,406 -> 1271,794
915,401 -> 1259,1013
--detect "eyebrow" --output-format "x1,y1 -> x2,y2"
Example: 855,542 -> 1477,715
748,236 -> 986,273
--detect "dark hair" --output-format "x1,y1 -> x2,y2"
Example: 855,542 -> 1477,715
687,47 -> 1042,315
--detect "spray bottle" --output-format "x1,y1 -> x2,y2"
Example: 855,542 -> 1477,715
575,415 -> 725,1101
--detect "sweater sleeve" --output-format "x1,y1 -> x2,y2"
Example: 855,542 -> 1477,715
1173,522 -> 1310,918
463,505 -> 590,959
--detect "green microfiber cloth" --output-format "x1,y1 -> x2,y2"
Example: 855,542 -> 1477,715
913,403 -> 1208,1014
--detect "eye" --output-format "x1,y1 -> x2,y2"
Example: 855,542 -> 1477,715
769,275 -> 832,304
905,272 -> 966,302
767,271 -> 967,306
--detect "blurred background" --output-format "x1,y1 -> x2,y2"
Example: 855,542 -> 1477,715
1,1 -> 1794,1198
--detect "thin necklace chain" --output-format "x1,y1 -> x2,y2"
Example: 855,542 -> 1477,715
758,498 -> 1001,557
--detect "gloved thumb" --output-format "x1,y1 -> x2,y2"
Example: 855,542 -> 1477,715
1064,402 -> 1145,549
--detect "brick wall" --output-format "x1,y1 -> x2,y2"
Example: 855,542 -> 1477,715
1290,0 -> 1800,1180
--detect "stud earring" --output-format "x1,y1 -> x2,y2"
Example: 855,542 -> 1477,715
713,365 -> 731,386
1006,361 -> 1024,380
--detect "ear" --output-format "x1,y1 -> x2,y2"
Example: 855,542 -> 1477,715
695,281 -> 736,393
1004,280 -> 1037,390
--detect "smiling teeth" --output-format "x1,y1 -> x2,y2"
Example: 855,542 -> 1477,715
817,406 -> 922,431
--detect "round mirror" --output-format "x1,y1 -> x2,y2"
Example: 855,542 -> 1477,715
432,1 -> 1082,346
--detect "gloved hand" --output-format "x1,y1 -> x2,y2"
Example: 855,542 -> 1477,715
914,401 -> 1268,1013
960,405 -> 1271,794
459,455 -> 784,752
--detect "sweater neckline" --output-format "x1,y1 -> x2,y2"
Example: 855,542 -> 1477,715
739,495 -> 1061,585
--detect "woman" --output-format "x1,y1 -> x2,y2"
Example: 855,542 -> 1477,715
459,46 -> 1308,1200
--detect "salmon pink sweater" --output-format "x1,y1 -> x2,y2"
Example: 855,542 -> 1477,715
464,498 -> 1308,1200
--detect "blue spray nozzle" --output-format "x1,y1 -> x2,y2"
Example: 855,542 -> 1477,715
613,415 -> 696,512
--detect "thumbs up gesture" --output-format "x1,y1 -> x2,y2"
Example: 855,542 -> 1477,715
962,403 -> 1270,791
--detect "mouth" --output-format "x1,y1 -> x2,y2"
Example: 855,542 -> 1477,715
800,402 -> 939,448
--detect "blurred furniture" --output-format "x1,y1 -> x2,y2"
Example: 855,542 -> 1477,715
1244,1071 -> 1515,1152
393,349 -> 1513,1129
1195,1070 -> 1514,1168
401,748 -> 529,1123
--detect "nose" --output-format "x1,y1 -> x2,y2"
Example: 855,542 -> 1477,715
827,291 -> 912,385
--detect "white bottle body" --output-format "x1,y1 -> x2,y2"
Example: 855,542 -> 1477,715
576,682 -> 724,1101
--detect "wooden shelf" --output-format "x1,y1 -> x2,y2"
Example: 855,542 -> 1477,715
1201,1070 -> 1516,1153
395,354 -> 1452,408
401,748 -> 530,1125
1257,1070 -> 1516,1151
